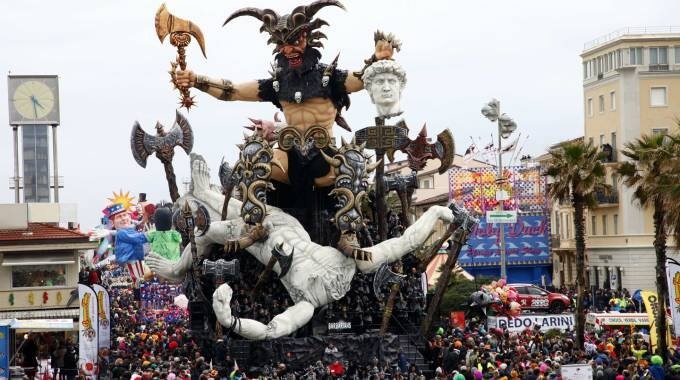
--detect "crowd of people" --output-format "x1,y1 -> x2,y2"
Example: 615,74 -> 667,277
422,317 -> 680,380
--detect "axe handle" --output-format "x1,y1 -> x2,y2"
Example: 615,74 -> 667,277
252,255 -> 277,297
420,228 -> 468,336
221,186 -> 234,221
170,32 -> 195,109
419,222 -> 457,272
163,160 -> 181,203
379,282 -> 401,336
397,190 -> 411,228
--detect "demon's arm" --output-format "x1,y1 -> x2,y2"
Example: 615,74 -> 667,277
193,76 -> 261,101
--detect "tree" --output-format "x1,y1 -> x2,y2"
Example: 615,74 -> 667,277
616,132 -> 680,361
544,140 -> 609,350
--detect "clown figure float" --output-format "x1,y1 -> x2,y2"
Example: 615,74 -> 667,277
94,203 -> 149,284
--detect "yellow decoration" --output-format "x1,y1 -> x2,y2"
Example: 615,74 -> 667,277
56,291 -> 63,304
28,292 -> 35,305
108,189 -> 135,211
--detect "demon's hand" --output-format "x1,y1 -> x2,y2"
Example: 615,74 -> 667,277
374,30 -> 401,60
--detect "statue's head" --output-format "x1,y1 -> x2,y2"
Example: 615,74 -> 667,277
362,60 -> 406,117
223,0 -> 344,69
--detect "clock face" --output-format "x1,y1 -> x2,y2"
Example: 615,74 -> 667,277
8,75 -> 60,125
13,81 -> 55,119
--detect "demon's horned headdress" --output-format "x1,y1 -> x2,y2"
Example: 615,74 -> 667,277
223,0 -> 345,49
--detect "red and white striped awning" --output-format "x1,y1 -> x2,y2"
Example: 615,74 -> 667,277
425,253 -> 474,288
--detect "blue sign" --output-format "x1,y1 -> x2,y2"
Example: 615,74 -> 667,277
0,325 -> 9,380
459,214 -> 551,267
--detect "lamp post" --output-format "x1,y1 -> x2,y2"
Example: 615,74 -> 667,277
481,98 -> 517,279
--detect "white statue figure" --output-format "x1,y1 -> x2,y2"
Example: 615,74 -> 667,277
362,59 -> 406,118
146,153 -> 455,340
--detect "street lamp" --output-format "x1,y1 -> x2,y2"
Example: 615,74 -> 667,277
481,98 -> 518,280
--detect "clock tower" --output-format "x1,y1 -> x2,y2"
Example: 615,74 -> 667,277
7,75 -> 61,203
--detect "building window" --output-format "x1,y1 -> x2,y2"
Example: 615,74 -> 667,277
650,87 -> 668,106
602,215 -> 608,235
599,134 -> 605,146
650,47 -> 669,70
599,95 -> 605,113
613,214 -> 618,235
617,49 -> 622,67
652,128 -> 669,136
611,132 -> 617,151
591,215 -> 597,235
611,174 -> 618,189
587,98 -> 593,116
588,137 -> 594,146
610,91 -> 616,110
567,214 -> 571,238
676,46 -> 680,64
420,179 -> 431,189
629,47 -> 643,65
12,265 -> 67,288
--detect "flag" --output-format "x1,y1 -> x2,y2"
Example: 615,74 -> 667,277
463,144 -> 478,161
79,284 -> 99,378
666,259 -> 680,336
501,134 -> 521,155
92,284 -> 111,359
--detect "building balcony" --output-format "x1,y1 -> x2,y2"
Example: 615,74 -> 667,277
595,190 -> 619,206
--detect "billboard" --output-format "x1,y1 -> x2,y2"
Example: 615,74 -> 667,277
449,166 -> 548,216
487,314 -> 574,332
458,214 -> 551,267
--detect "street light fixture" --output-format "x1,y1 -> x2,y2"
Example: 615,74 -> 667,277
481,98 -> 518,280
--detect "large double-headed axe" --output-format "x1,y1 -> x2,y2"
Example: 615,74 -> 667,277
131,111 -> 194,203
156,3 -> 207,109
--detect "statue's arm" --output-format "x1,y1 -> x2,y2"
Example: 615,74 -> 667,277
344,74 -> 364,93
194,75 -> 261,101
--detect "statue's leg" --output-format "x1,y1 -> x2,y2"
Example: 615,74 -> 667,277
355,205 -> 454,273
213,283 -> 314,340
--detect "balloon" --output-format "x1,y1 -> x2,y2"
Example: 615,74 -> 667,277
497,278 -> 506,287
507,289 -> 518,301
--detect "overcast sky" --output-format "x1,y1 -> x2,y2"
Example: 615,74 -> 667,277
2,0 -> 679,229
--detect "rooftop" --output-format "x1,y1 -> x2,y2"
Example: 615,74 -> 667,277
0,222 -> 89,245
584,26 -> 680,53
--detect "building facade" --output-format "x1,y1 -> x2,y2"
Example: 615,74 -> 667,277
581,27 -> 680,291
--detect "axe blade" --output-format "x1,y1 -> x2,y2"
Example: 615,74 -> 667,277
130,121 -> 152,168
172,110 -> 195,155
271,244 -> 294,278
155,3 -> 207,58
435,129 -> 455,174
372,263 -> 406,301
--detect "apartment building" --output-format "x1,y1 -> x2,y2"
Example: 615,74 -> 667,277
581,27 -> 680,291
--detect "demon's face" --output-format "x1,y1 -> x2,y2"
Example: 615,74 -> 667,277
277,31 -> 308,68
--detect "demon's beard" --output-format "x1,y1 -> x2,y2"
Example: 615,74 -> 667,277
276,48 -> 322,77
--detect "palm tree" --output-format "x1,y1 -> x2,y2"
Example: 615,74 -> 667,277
616,132 -> 680,361
544,140 -> 610,350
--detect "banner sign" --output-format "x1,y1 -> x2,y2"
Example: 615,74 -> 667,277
449,166 -> 548,216
487,314 -> 574,332
78,284 -> 98,377
0,325 -> 9,380
91,284 -> 111,353
586,313 -> 653,326
640,290 -> 671,352
458,214 -> 551,266
9,319 -> 74,329
667,259 -> 680,337
561,364 -> 593,380
328,321 -> 352,333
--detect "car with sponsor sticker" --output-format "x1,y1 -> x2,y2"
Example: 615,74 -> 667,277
508,283 -> 571,314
